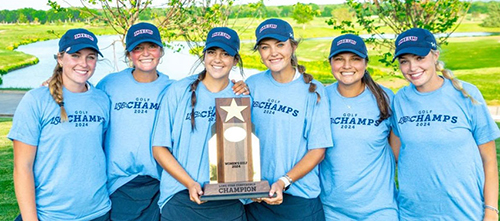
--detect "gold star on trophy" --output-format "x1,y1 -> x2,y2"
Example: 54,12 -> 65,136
220,98 -> 248,122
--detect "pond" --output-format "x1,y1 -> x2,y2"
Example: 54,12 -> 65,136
306,32 -> 498,41
0,35 -> 260,88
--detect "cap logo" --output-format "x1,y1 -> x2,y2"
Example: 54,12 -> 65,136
134,29 -> 154,37
259,24 -> 278,33
74,33 -> 94,42
211,31 -> 231,40
337,39 -> 356,46
398,36 -> 418,46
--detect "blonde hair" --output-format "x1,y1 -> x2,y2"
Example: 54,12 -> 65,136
431,50 -> 478,104
49,52 -> 68,122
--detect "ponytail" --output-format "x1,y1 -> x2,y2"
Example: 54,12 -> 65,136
432,50 -> 478,104
49,53 -> 68,122
362,69 -> 391,122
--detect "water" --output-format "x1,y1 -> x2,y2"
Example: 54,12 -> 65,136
0,35 -> 260,88
305,32 -> 497,41
2,32 -> 496,88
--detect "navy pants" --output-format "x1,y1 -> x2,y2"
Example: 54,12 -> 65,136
245,194 -> 325,221
161,190 -> 247,221
110,175 -> 160,221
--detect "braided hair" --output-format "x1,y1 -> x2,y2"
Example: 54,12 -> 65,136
289,39 -> 320,103
431,50 -> 478,104
49,52 -> 68,122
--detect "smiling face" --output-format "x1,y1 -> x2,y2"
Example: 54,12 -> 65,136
58,48 -> 97,92
204,47 -> 237,82
330,52 -> 367,89
127,42 -> 162,74
398,51 -> 442,92
257,38 -> 296,75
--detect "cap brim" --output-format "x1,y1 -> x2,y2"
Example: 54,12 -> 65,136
203,42 -> 237,57
126,39 -> 163,52
392,47 -> 431,62
256,34 -> 290,45
328,49 -> 367,60
66,44 -> 103,57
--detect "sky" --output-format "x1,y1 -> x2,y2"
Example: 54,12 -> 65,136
1,0 -> 345,11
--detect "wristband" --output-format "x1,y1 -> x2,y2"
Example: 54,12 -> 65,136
278,176 -> 291,191
484,205 -> 499,214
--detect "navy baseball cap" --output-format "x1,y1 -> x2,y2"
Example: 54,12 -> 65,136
126,22 -> 163,52
255,18 -> 294,45
328,34 -> 367,60
203,27 -> 240,57
393,28 -> 437,62
58,28 -> 102,56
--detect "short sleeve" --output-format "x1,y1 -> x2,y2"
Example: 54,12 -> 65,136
151,86 -> 177,151
305,84 -> 333,149
468,88 -> 500,145
7,91 -> 42,146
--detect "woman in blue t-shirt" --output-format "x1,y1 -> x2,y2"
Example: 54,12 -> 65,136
152,27 -> 247,220
391,28 -> 499,220
244,18 -> 333,221
320,34 -> 399,220
9,29 -> 111,221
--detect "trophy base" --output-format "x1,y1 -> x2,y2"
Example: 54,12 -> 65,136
200,180 -> 271,201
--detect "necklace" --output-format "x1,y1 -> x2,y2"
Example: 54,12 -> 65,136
337,84 -> 366,109
339,95 -> 352,109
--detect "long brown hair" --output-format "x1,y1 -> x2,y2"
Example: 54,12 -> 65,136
361,59 -> 391,122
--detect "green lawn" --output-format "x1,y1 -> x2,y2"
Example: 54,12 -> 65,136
0,119 -> 499,219
0,118 -> 16,220
0,23 -> 116,74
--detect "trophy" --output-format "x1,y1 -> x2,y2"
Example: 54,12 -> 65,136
201,97 -> 271,201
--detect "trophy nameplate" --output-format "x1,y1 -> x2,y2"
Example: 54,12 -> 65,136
200,97 -> 270,201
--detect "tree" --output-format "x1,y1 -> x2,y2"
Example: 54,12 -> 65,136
331,7 -> 353,23
17,13 -> 28,23
328,0 -> 471,69
47,0 -> 262,62
291,3 -> 320,29
481,2 -> 500,27
166,0 -> 263,56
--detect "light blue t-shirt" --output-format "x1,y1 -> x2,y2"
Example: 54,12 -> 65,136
8,85 -> 111,221
152,75 -> 247,209
96,68 -> 174,194
320,83 -> 398,220
391,77 -> 500,220
245,70 -> 333,199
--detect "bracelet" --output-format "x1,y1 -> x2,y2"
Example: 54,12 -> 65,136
484,205 -> 499,214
